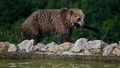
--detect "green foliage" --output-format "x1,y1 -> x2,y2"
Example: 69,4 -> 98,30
101,15 -> 120,43
0,29 -> 21,44
0,0 -> 120,44
40,36 -> 60,45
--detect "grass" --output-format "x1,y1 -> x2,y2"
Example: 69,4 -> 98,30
0,29 -> 21,44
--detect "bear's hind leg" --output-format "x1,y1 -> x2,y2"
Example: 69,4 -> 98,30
33,35 -> 41,46
58,34 -> 74,43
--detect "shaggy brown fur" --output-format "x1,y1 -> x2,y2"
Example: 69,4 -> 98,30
21,8 -> 85,45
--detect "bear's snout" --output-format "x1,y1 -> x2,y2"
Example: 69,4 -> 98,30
79,21 -> 85,27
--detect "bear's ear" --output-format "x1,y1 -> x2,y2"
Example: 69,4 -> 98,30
60,7 -> 68,12
69,9 -> 74,15
61,7 -> 68,11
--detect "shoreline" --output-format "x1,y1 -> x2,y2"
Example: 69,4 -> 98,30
0,52 -> 120,62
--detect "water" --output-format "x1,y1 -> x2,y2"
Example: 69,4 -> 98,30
0,59 -> 120,68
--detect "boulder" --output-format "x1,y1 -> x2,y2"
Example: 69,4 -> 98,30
102,43 -> 117,56
112,45 -> 120,56
48,42 -> 72,53
83,50 -> 92,55
58,42 -> 72,53
45,42 -> 57,49
33,43 -> 46,52
0,42 -> 13,52
8,44 -> 17,52
72,38 -> 88,53
62,51 -> 74,55
40,48 -> 47,52
18,39 -> 34,52
0,42 -> 5,53
48,45 -> 59,53
18,40 -> 29,50
86,40 -> 107,54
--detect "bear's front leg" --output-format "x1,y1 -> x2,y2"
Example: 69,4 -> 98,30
58,32 -> 74,43
33,37 -> 40,45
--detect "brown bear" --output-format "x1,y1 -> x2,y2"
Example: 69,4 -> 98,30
21,8 -> 85,45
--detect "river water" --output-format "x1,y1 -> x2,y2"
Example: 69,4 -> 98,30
0,59 -> 120,68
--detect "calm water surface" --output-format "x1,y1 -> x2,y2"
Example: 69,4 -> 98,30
0,59 -> 120,68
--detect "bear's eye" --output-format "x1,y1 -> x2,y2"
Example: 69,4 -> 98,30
77,18 -> 81,21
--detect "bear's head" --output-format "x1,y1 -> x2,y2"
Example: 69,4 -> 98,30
68,8 -> 85,28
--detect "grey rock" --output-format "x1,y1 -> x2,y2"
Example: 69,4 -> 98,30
8,44 -> 17,52
41,48 -> 47,52
112,47 -> 120,56
62,51 -> 74,55
48,42 -> 72,53
45,42 -> 57,49
112,43 -> 120,56
72,38 -> 88,53
33,43 -> 46,51
0,42 -> 17,52
103,43 -> 117,56
86,40 -> 107,54
83,50 -> 92,55
18,39 -> 34,52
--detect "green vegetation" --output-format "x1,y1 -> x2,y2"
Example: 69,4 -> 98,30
0,0 -> 120,44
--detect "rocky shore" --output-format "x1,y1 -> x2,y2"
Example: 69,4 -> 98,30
0,38 -> 120,61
